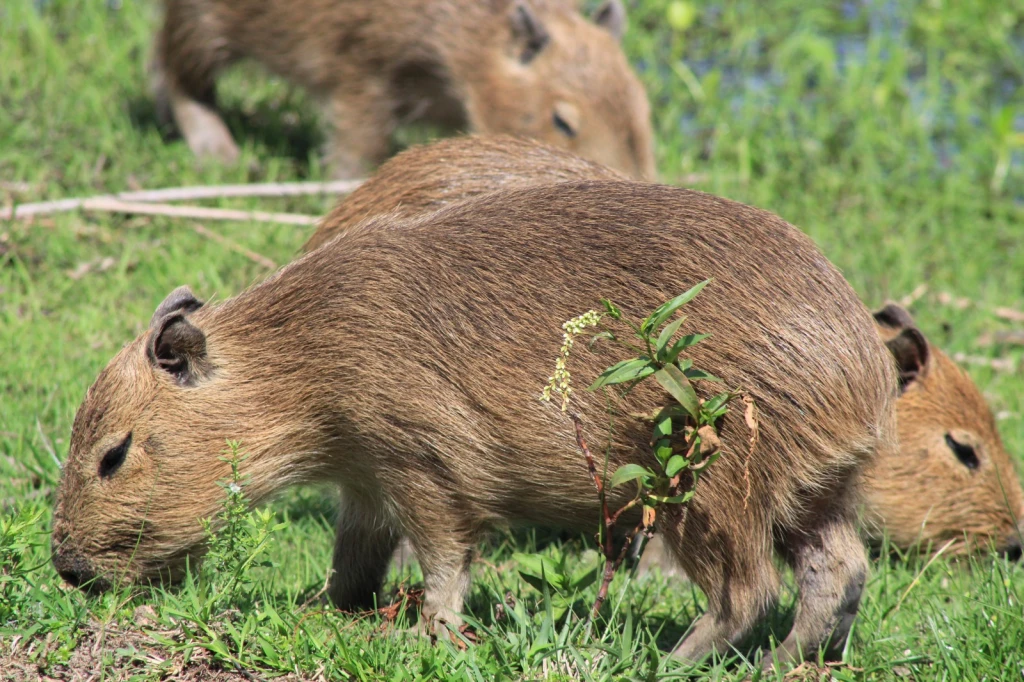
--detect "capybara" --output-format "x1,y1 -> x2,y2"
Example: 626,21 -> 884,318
312,136 -> 1024,564
150,0 -> 656,180
862,304 -> 1024,555
52,182 -> 897,666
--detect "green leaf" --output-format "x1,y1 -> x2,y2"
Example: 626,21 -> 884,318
655,315 -> 687,356
601,299 -> 622,320
702,391 -> 733,416
654,438 -> 674,465
684,367 -> 722,382
663,333 -> 712,364
569,561 -> 601,591
609,463 -> 654,488
644,280 -> 711,334
513,553 -> 567,592
654,364 -> 700,420
588,357 -> 656,390
654,415 -> 672,439
665,455 -> 687,477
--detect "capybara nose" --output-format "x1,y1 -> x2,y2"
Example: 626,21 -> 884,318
1001,534 -> 1023,562
52,545 -> 99,590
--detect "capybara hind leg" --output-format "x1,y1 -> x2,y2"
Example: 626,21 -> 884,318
324,83 -> 396,180
766,512 -> 867,668
152,5 -> 239,162
668,507 -> 780,663
328,494 -> 400,611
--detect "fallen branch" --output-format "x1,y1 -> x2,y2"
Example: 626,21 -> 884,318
192,223 -> 278,269
54,197 -> 318,226
0,179 -> 363,221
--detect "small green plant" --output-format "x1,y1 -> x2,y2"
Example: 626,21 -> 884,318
539,280 -> 750,617
0,507 -> 45,624
198,440 -> 287,613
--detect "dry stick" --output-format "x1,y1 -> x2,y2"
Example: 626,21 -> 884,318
192,224 -> 277,269
0,179 -> 364,220
83,198 -> 319,225
571,414 -> 618,618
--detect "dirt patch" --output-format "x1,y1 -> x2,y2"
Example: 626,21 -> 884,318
0,619 -> 313,682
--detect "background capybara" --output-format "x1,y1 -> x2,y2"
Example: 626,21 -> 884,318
310,136 -> 1024,564
150,0 -> 656,179
863,304 -> 1024,555
52,181 -> 897,666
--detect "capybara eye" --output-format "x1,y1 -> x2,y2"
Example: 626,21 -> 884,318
99,433 -> 131,479
553,111 -> 576,138
945,433 -> 980,470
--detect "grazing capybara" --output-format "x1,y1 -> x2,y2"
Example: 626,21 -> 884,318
150,0 -> 656,180
314,136 -> 1024,563
52,181 -> 897,666
862,304 -> 1024,555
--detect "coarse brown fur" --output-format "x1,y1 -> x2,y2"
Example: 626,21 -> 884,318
315,136 -> 1024,564
150,0 -> 655,179
53,179 -> 897,667
640,307 -> 1024,577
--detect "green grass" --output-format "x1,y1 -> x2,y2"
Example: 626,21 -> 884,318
2,0 -> 1024,679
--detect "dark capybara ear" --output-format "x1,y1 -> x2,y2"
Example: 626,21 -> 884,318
873,302 -> 917,331
149,286 -> 204,329
886,327 -> 930,392
594,0 -> 626,41
147,312 -> 209,386
510,0 -> 550,63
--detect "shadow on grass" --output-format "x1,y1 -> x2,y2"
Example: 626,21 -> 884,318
126,95 -> 324,175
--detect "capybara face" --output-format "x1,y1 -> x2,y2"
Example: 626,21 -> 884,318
864,304 -> 1024,556
51,289 -> 233,590
473,1 -> 656,179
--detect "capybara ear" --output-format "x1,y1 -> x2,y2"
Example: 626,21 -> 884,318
872,302 -> 917,332
886,328 -> 930,391
147,312 -> 209,386
149,286 -> 204,329
593,0 -> 626,41
510,0 -> 550,64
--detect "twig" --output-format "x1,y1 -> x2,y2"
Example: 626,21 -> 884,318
191,224 -> 277,269
297,568 -> 334,612
78,198 -> 318,225
898,284 -> 928,308
570,414 -> 617,618
0,180 -> 363,220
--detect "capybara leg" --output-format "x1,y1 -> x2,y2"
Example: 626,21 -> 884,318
328,494 -> 400,611
412,536 -> 474,633
324,83 -> 395,180
766,512 -> 867,669
668,506 -> 780,664
152,4 -> 239,163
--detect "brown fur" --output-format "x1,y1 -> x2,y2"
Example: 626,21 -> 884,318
53,177 -> 896,666
318,136 -> 1024,563
640,307 -> 1024,577
150,0 -> 655,179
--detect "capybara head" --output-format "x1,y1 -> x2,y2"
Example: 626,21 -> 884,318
50,287 -> 294,590
863,303 -> 1024,557
470,0 -> 656,179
